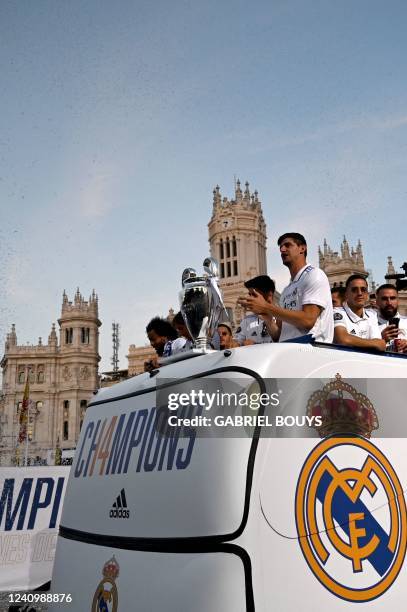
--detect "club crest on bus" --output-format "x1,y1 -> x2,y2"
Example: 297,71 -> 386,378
295,436 -> 407,602
91,555 -> 120,612
306,373 -> 379,438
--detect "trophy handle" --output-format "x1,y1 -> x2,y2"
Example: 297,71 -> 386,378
203,257 -> 219,278
182,267 -> 197,287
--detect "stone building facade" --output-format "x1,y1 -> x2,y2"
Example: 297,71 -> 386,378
0,289 -> 101,465
384,256 -> 407,315
319,238 -> 407,315
127,345 -> 155,377
318,237 -> 368,287
208,180 -> 267,325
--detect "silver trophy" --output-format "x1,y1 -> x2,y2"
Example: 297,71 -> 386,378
181,257 -> 226,351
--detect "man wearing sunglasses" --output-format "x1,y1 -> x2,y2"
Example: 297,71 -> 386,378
333,274 -> 385,351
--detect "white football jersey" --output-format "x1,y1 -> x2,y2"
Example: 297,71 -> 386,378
333,302 -> 381,339
163,337 -> 192,356
279,265 -> 333,343
234,314 -> 273,344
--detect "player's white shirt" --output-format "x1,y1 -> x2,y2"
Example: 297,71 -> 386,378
279,265 -> 333,343
163,337 -> 192,356
234,313 -> 273,344
378,312 -> 407,338
333,302 -> 382,339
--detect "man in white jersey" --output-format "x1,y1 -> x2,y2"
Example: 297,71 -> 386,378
234,276 -> 275,345
333,275 -> 385,351
237,233 -> 333,343
375,284 -> 407,353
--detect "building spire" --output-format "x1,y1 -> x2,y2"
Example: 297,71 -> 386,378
212,184 -> 221,208
48,323 -> 58,347
244,180 -> 250,201
6,324 -> 17,350
235,178 -> 242,203
387,255 -> 396,276
356,239 -> 364,267
341,235 -> 350,259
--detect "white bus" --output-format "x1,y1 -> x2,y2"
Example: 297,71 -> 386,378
50,340 -> 407,611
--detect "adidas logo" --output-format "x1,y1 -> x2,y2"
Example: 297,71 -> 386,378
109,488 -> 130,519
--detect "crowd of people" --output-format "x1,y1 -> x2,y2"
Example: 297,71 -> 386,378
144,232 -> 407,370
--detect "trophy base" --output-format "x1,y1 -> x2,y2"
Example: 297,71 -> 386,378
194,338 -> 213,352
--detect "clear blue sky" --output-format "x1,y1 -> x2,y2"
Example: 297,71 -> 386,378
1,0 -> 406,370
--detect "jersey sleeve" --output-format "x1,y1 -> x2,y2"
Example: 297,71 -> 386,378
171,337 -> 188,354
301,269 -> 330,309
234,320 -> 247,343
333,308 -> 347,328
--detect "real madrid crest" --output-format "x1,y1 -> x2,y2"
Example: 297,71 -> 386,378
91,555 -> 120,612
295,435 -> 407,602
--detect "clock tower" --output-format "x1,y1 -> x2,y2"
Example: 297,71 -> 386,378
208,180 -> 267,325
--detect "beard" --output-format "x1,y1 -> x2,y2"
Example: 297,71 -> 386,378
381,306 -> 397,320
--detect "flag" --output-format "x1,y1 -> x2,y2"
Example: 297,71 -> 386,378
18,375 -> 30,443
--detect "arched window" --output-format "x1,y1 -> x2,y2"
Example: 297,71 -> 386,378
65,328 -> 73,344
81,327 -> 90,344
37,368 -> 44,383
219,239 -> 224,260
80,399 -> 87,431
18,369 -> 25,384
226,238 -> 231,258
232,237 -> 237,257
63,400 -> 69,441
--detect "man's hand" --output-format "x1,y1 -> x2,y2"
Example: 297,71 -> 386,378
394,339 -> 407,353
237,289 -> 274,316
144,357 -> 159,372
381,324 -> 400,343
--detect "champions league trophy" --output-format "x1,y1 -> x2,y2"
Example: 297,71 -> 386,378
181,257 -> 226,351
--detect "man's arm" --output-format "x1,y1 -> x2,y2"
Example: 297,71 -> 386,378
263,315 -> 281,341
334,326 -> 386,351
238,291 -> 321,332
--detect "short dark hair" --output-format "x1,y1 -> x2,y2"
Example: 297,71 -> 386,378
376,283 -> 398,295
345,274 -> 368,289
244,275 -> 275,294
277,233 -> 307,257
146,317 -> 178,340
331,286 -> 346,298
